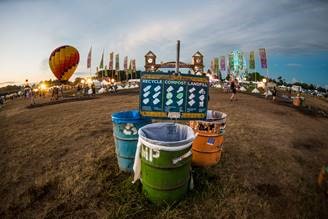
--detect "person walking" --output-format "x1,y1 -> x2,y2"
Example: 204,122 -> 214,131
230,79 -> 237,102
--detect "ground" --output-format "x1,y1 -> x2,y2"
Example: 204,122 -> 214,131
0,89 -> 327,218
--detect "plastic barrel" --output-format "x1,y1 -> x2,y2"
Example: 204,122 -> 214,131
111,110 -> 151,172
189,110 -> 227,167
138,123 -> 195,205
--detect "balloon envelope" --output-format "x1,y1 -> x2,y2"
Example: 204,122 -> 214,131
49,45 -> 79,82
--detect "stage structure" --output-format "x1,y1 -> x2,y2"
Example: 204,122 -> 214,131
144,51 -> 204,74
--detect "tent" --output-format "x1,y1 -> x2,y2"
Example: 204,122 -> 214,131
252,88 -> 260,94
264,90 -> 272,96
239,86 -> 247,92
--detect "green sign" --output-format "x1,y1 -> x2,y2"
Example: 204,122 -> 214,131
139,72 -> 209,119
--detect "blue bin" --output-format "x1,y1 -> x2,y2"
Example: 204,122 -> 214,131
111,110 -> 151,172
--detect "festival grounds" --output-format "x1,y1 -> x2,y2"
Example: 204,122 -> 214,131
0,88 -> 327,218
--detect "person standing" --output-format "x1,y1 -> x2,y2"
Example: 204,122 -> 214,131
230,79 -> 237,102
272,87 -> 277,102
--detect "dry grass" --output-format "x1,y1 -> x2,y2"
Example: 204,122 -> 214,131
0,89 -> 327,218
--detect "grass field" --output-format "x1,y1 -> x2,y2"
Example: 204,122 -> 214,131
0,88 -> 327,218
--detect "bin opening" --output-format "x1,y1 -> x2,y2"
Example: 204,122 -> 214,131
138,123 -> 195,147
206,110 -> 227,121
112,110 -> 151,124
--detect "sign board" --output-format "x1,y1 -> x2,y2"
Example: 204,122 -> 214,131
139,72 -> 209,120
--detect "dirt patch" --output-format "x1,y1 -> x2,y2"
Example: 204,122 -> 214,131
292,138 -> 325,151
255,183 -> 281,197
1,89 -> 328,218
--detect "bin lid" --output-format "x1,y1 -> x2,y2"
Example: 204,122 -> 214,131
111,110 -> 151,124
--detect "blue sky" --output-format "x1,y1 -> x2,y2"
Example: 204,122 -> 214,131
0,0 -> 328,87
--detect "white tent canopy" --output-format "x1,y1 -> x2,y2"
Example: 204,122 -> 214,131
239,86 -> 247,92
252,88 -> 260,94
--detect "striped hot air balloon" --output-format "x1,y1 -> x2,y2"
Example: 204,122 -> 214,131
49,45 -> 80,82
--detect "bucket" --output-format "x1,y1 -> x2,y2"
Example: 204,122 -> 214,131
111,110 -> 151,172
189,110 -> 227,167
134,123 -> 195,205
318,165 -> 328,195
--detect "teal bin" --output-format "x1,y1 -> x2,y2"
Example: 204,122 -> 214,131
112,110 -> 151,172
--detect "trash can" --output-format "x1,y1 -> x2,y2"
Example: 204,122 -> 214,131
189,110 -> 227,167
133,123 -> 195,205
111,110 -> 151,172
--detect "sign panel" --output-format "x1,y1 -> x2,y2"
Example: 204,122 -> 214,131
139,72 -> 209,120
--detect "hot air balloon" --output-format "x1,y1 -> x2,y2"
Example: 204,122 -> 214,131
49,45 -> 80,82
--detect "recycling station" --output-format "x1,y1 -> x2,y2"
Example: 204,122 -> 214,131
111,71 -> 228,205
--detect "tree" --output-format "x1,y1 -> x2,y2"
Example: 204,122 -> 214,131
246,72 -> 264,82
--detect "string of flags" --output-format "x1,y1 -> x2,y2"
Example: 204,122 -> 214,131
211,48 -> 268,74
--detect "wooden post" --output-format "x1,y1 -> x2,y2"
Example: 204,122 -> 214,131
176,40 -> 180,75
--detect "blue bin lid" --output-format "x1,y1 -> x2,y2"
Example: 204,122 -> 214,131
111,110 -> 151,124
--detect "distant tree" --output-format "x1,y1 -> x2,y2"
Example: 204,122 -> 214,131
277,76 -> 284,85
246,72 -> 264,82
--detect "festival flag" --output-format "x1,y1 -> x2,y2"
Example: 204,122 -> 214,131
214,58 -> 219,74
220,56 -> 226,71
229,52 -> 234,70
132,59 -> 136,71
99,50 -> 104,69
249,51 -> 255,69
238,52 -> 243,70
210,58 -> 214,73
128,59 -> 132,71
259,48 -> 267,69
115,53 -> 119,70
124,56 -> 128,71
109,52 -> 114,70
87,47 -> 92,69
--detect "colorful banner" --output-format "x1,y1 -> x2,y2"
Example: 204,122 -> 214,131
229,53 -> 234,70
115,53 -> 119,70
238,52 -> 243,70
132,59 -> 136,71
124,56 -> 128,71
128,60 -> 132,70
109,52 -> 114,70
220,56 -> 226,71
210,59 -> 215,73
214,57 -> 219,74
259,48 -> 267,69
87,47 -> 92,69
99,50 -> 104,69
249,51 -> 255,69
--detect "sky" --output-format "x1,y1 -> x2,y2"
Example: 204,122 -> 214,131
0,0 -> 328,87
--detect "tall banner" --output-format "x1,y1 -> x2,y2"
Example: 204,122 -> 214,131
115,53 -> 119,70
128,60 -> 132,71
249,51 -> 255,69
87,47 -> 92,69
124,56 -> 128,71
132,59 -> 136,71
259,48 -> 267,69
109,52 -> 114,70
229,53 -> 234,71
214,57 -> 219,74
210,59 -> 215,73
238,52 -> 244,70
99,50 -> 104,69
220,56 -> 226,71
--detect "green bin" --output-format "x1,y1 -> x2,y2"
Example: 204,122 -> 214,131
137,123 -> 195,205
